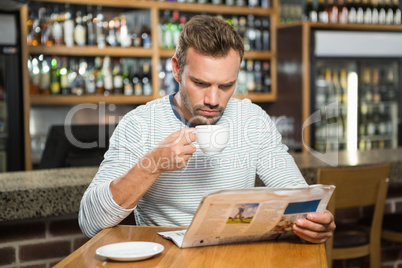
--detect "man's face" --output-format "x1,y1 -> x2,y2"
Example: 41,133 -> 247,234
172,47 -> 241,125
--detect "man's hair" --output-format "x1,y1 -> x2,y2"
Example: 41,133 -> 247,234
174,15 -> 244,79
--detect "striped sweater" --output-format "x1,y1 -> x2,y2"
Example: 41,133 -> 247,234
78,95 -> 307,238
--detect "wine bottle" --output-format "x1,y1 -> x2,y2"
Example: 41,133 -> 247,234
60,57 -> 70,95
338,0 -> 349,23
347,0 -> 357,23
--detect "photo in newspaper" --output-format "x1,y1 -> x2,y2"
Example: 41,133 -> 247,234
158,184 -> 335,248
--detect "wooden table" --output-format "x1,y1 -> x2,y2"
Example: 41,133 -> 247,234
54,225 -> 328,267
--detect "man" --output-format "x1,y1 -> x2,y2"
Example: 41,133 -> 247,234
79,15 -> 335,243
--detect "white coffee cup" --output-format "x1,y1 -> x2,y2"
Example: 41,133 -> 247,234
195,125 -> 230,155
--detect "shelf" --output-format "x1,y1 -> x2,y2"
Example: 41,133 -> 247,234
278,21 -> 402,31
160,49 -> 273,59
29,46 -> 154,57
30,95 -> 154,105
33,0 -> 274,16
359,135 -> 394,141
30,92 -> 275,105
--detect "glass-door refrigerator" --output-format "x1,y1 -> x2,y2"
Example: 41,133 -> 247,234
310,30 -> 402,153
0,11 -> 25,171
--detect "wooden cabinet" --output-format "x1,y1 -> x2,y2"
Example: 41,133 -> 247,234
20,0 -> 279,169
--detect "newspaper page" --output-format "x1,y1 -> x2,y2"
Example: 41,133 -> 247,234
158,184 -> 335,248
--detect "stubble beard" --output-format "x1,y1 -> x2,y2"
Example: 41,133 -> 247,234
180,88 -> 223,125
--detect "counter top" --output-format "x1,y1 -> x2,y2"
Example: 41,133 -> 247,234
1,148 -> 401,223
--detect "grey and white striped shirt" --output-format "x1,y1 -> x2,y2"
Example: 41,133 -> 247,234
78,95 -> 307,238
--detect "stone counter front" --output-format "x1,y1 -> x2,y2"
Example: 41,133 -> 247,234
1,148 -> 402,223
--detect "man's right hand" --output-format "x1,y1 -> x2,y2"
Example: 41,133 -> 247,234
140,128 -> 197,175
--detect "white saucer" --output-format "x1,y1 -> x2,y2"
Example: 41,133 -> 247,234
96,241 -> 164,261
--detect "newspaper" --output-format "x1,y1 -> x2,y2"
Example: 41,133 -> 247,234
158,184 -> 335,248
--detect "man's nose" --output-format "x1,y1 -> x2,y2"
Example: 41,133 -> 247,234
204,87 -> 220,107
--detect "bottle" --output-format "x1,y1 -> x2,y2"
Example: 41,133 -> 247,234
246,59 -> 256,93
112,59 -> 123,95
106,19 -> 118,47
392,0 -> 401,24
262,61 -> 271,93
362,68 -> 373,102
327,0 -> 339,23
96,6 -> 106,48
371,0 -> 380,24
123,60 -> 133,95
39,58 -> 50,95
316,69 -> 327,108
304,0 -> 318,22
103,56 -> 113,96
362,0 -> 373,23
94,56 -> 104,95
332,69 -> 342,103
378,0 -> 387,23
371,68 -> 381,102
86,5 -> 96,46
74,11 -> 87,46
39,7 -> 52,46
141,14 -> 152,49
71,59 -> 85,96
318,0 -> 329,22
325,69 -> 336,103
59,57 -> 70,95
64,8 -> 74,47
132,61 -> 143,96
30,57 -> 41,95
254,61 -> 263,93
385,67 -> 397,100
356,0 -> 365,22
340,69 -> 348,103
85,62 -> 96,94
248,0 -> 258,8
50,57 -> 60,94
246,15 -> 256,51
254,19 -> 262,51
236,59 -> 247,94
120,15 -> 131,48
384,0 -> 394,23
347,0 -> 357,23
51,6 -> 63,45
338,0 -> 349,23
170,11 -> 181,49
262,19 -> 270,51
142,60 -> 152,96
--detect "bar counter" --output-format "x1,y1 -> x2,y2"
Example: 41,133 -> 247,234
1,148 -> 401,223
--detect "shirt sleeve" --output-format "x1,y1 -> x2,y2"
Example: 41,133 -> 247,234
78,111 -> 145,238
255,109 -> 308,188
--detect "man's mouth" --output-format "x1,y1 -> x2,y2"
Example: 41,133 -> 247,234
199,109 -> 219,117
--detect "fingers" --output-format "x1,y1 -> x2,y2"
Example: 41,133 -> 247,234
293,210 -> 336,244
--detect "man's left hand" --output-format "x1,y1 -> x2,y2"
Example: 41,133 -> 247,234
292,210 -> 336,244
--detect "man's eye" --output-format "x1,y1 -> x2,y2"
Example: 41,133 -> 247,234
195,82 -> 206,87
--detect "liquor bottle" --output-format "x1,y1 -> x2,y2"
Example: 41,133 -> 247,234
170,11 -> 181,49
112,59 -> 123,95
236,59 -> 247,94
316,69 -> 327,108
94,56 -> 104,95
236,0 -> 245,6
262,61 -> 271,93
327,0 -> 339,23
385,67 -> 397,100
248,0 -> 258,8
31,15 -> 41,46
347,0 -> 357,23
338,0 -> 349,23
340,69 -> 348,103
39,58 -> 50,95
356,0 -> 365,22
362,0 -> 373,23
304,0 -> 318,22
238,16 -> 248,50
254,19 -> 262,51
51,6 -> 63,45
254,61 -> 263,93
86,5 -> 96,46
132,61 -> 143,96
261,0 -> 269,9
123,60 -> 133,95
64,8 -> 74,47
50,57 -> 60,94
106,19 -> 118,47
161,11 -> 171,49
371,68 -> 381,102
141,14 -> 152,49
246,15 -> 256,51
262,18 -> 270,51
74,11 -> 87,46
325,69 -> 336,103
332,69 -> 343,103
30,57 -> 40,95
371,0 -> 380,24
142,61 -> 152,96
318,0 -> 329,22
59,57 -> 70,95
71,59 -> 85,96
246,59 -> 256,93
96,6 -> 106,49
85,62 -> 96,94
120,15 -> 131,48
39,7 -> 52,46
362,68 -> 373,102
103,56 -> 113,96
378,0 -> 387,23
392,0 -> 401,24
384,0 -> 394,23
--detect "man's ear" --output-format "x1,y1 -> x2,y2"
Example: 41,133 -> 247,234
171,56 -> 180,83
